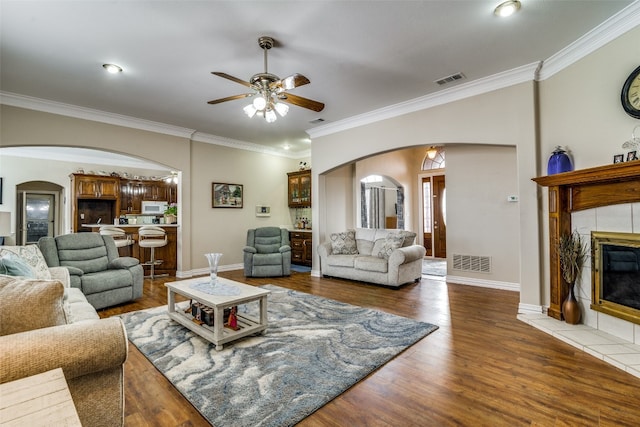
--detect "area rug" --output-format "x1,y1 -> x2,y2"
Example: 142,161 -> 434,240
120,285 -> 438,427
422,258 -> 447,277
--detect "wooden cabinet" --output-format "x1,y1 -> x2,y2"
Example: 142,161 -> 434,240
119,180 -> 143,214
290,231 -> 312,266
119,179 -> 176,215
288,170 -> 311,207
70,174 -> 120,232
72,174 -> 119,199
142,182 -> 169,201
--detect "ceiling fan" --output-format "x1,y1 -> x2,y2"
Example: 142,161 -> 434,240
207,36 -> 324,123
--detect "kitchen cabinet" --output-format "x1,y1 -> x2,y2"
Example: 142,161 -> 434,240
72,174 -> 119,199
290,231 -> 312,266
287,170 -> 311,208
142,182 -> 169,201
119,180 -> 143,214
70,174 -> 120,232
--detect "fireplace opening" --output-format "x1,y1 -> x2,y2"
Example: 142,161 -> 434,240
592,231 -> 640,325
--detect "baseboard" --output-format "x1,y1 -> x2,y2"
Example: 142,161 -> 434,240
445,275 -> 520,292
176,263 -> 244,279
518,303 -> 544,315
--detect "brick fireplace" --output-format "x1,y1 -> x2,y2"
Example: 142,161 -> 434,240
534,161 -> 640,323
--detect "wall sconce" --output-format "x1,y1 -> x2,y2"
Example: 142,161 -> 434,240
426,146 -> 438,159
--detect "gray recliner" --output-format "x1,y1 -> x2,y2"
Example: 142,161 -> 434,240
39,233 -> 143,309
243,227 -> 291,277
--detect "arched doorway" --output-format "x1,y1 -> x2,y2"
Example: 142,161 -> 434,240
16,181 -> 63,245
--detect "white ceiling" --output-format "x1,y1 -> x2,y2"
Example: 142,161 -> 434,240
1,1 -> 637,157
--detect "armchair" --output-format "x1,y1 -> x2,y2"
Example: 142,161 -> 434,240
243,227 -> 291,277
39,233 -> 143,309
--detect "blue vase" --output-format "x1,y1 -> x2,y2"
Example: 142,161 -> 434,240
547,146 -> 573,175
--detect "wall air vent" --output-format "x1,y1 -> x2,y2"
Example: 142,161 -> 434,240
434,72 -> 466,86
452,254 -> 491,273
309,118 -> 325,124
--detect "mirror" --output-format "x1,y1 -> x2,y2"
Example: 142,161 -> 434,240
360,175 -> 404,229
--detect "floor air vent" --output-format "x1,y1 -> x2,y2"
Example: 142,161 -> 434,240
452,254 -> 491,273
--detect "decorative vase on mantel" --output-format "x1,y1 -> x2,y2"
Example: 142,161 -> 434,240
562,282 -> 581,324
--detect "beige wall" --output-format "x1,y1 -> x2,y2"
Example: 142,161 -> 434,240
189,141 -> 298,270
537,26 -> 640,306
312,82 -> 538,302
0,105 -> 301,274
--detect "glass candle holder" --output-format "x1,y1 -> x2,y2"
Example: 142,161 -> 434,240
204,253 -> 223,283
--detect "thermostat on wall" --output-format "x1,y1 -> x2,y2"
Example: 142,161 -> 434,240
256,205 -> 271,217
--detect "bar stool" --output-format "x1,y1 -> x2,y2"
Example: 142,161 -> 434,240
138,226 -> 168,278
99,225 -> 134,257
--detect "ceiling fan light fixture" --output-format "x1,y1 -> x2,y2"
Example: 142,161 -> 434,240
253,95 -> 267,110
243,104 -> 257,118
274,102 -> 289,117
494,0 -> 521,17
265,109 -> 277,123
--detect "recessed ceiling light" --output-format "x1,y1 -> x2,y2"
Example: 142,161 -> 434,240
102,63 -> 123,74
494,0 -> 521,17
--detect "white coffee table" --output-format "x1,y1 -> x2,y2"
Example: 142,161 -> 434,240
165,277 -> 270,351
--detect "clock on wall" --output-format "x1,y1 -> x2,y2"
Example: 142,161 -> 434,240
621,65 -> 640,119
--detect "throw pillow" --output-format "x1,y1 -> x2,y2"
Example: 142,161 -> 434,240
0,276 -> 67,336
330,229 -> 358,255
377,233 -> 405,260
0,252 -> 36,278
0,246 -> 52,280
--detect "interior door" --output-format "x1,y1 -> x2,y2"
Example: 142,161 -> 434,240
21,192 -> 55,244
432,175 -> 447,258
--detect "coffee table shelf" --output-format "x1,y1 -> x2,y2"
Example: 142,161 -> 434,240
166,277 -> 270,351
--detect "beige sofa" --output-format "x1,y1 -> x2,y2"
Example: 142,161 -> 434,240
0,245 -> 127,427
318,228 -> 426,287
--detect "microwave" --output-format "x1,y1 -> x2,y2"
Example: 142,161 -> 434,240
141,201 -> 168,215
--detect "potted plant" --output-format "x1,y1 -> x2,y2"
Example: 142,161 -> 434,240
557,230 -> 588,324
164,203 -> 178,224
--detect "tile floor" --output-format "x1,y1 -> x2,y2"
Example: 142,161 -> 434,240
518,313 -> 640,380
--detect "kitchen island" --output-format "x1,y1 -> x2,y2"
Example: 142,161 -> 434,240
83,224 -> 178,276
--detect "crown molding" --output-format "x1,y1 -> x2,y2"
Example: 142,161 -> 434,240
191,131 -> 309,159
308,62 -> 539,139
538,1 -> 640,80
0,91 -> 310,158
0,91 -> 196,139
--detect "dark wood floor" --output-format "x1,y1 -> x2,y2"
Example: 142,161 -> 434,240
100,271 -> 640,426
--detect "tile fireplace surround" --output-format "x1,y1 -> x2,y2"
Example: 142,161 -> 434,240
532,161 -> 640,379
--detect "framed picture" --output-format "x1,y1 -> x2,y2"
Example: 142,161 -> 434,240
613,154 -> 624,164
627,151 -> 638,161
212,183 -> 243,208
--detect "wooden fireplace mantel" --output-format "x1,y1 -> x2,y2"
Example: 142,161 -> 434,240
532,161 -> 640,320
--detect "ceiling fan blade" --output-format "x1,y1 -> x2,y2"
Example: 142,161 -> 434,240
279,93 -> 325,112
207,93 -> 253,105
270,73 -> 310,91
211,72 -> 252,88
